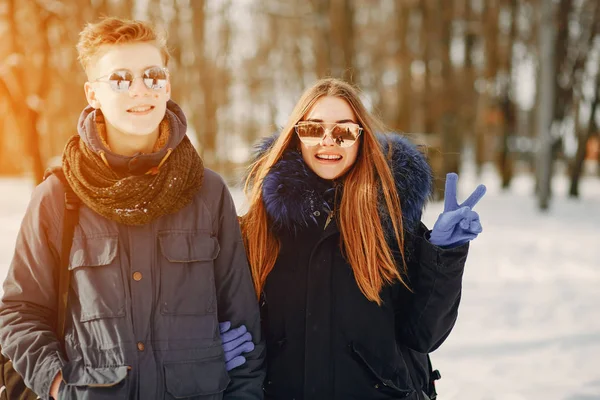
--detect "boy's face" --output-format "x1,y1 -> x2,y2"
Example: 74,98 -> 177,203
84,42 -> 171,137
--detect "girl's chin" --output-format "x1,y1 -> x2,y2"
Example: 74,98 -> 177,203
311,166 -> 348,180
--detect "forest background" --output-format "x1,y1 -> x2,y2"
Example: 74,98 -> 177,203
1,0 -> 599,207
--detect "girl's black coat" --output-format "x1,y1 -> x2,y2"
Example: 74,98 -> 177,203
257,134 -> 468,400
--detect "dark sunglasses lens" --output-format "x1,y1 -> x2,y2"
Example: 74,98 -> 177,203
108,70 -> 133,92
143,67 -> 168,90
296,124 -> 325,146
331,124 -> 360,147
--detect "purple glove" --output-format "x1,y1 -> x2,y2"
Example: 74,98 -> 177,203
219,321 -> 255,371
429,173 -> 486,248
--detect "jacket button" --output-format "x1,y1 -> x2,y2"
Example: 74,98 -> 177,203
375,384 -> 379,389
313,211 -> 320,216
132,271 -> 143,281
137,342 -> 145,351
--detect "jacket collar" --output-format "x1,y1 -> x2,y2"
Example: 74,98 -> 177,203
256,133 -> 433,236
76,99 -> 188,175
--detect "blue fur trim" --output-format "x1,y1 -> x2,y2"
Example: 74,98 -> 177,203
378,133 -> 433,234
256,132 -> 432,234
261,149 -> 334,234
252,133 -> 278,161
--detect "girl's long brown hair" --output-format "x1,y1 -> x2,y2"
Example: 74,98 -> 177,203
241,78 -> 409,305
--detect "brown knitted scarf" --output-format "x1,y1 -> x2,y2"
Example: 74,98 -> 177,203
62,134 -> 204,226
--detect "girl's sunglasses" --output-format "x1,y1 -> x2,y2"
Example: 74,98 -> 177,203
92,66 -> 169,93
294,121 -> 363,148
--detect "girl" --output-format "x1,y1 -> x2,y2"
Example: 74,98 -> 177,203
241,78 -> 485,400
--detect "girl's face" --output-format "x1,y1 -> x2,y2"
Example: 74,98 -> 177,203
298,96 -> 361,180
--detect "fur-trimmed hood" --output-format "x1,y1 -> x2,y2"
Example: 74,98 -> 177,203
255,133 -> 432,235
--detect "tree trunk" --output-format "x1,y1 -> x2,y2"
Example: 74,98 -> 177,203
536,0 -> 556,210
327,0 -> 355,82
167,1 -> 182,99
439,0 -> 461,190
552,0 -> 572,124
340,0 -> 356,83
566,0 -> 600,194
31,7 -> 52,184
190,1 -> 216,166
394,0 -> 412,132
7,0 -> 46,183
498,0 -> 518,189
112,0 -> 134,18
476,0 -> 500,175
569,79 -> 599,197
462,0 -> 478,139
94,0 -> 110,16
499,93 -> 514,188
421,0 -> 435,134
313,0 -> 332,78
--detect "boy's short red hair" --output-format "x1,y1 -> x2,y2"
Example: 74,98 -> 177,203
77,17 -> 170,74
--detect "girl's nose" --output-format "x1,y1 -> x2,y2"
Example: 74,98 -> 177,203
320,129 -> 336,146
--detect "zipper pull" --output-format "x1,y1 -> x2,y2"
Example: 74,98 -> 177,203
324,211 -> 334,230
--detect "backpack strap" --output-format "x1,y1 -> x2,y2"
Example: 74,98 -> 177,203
43,166 -> 80,340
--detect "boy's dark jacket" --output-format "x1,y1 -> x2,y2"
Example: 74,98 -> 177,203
0,100 -> 265,400
255,133 -> 468,400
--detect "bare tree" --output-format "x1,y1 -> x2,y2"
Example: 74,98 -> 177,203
393,0 -> 413,132
536,0 -> 556,210
570,73 -> 599,196
5,0 -> 47,183
569,0 -> 600,196
330,0 -> 356,82
496,0 -> 519,189
311,0 -> 333,78
438,0 -> 463,197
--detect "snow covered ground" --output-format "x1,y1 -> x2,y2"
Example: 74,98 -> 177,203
424,167 -> 600,400
0,163 -> 598,400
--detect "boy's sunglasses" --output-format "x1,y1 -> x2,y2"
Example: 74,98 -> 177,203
294,121 -> 363,148
92,66 -> 169,93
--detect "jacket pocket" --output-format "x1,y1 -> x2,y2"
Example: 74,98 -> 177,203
58,365 -> 130,399
350,341 -> 414,398
158,231 -> 220,316
69,235 -> 125,322
163,357 -> 230,399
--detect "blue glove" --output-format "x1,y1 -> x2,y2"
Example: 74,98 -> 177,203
219,321 -> 255,371
429,173 -> 486,248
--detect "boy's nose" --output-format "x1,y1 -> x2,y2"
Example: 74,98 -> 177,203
128,77 -> 152,97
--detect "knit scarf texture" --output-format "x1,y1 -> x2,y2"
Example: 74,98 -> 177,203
62,118 -> 204,226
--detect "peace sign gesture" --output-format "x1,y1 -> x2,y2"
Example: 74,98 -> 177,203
429,173 -> 487,248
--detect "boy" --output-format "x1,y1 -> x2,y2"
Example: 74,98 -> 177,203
0,17 -> 264,399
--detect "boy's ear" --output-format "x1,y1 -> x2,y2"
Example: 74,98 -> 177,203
166,80 -> 171,99
84,82 -> 101,109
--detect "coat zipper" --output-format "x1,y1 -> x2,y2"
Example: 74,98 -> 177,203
304,224 -> 338,396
